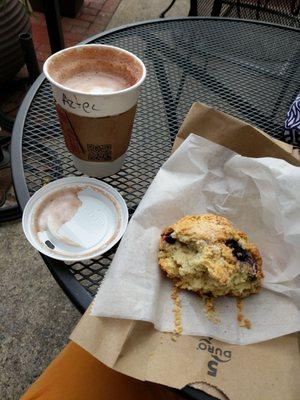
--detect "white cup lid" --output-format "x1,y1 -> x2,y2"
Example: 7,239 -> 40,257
22,177 -> 128,261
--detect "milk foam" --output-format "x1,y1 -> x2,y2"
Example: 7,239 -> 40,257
62,71 -> 130,94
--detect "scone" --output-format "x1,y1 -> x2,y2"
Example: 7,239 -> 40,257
158,214 -> 263,298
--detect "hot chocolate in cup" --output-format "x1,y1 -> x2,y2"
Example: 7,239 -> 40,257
43,45 -> 146,178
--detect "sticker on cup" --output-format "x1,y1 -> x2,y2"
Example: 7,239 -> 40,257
22,177 -> 128,261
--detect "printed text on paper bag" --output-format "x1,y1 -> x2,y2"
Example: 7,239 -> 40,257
197,338 -> 232,377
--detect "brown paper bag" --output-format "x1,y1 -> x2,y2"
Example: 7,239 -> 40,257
71,103 -> 300,400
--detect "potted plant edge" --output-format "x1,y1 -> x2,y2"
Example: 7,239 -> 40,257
0,0 -> 32,87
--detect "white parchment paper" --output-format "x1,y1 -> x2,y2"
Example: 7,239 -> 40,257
91,134 -> 300,345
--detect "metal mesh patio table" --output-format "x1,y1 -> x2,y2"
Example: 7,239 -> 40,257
12,18 -> 300,311
11,16 -> 300,400
12,13 -> 300,328
12,16 -> 299,322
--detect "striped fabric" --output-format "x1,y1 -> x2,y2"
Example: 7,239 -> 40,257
284,94 -> 300,147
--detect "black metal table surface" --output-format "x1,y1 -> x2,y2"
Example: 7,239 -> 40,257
11,17 -> 299,397
12,15 -> 300,306
12,15 -> 300,308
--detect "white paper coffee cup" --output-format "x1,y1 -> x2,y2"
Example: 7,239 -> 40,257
43,44 -> 146,178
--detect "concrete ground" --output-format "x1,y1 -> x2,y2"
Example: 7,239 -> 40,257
0,220 -> 80,399
0,1 -> 189,399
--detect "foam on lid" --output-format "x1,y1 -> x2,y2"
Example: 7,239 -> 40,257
33,187 -> 82,237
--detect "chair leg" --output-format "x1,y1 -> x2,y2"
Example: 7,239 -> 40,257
188,0 -> 198,16
160,0 -> 177,18
19,33 -> 40,83
0,205 -> 22,223
0,109 -> 14,133
256,0 -> 262,20
0,137 -> 22,223
42,0 -> 65,53
211,0 -> 223,16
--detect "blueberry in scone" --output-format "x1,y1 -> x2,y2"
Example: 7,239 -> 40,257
158,214 -> 263,298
